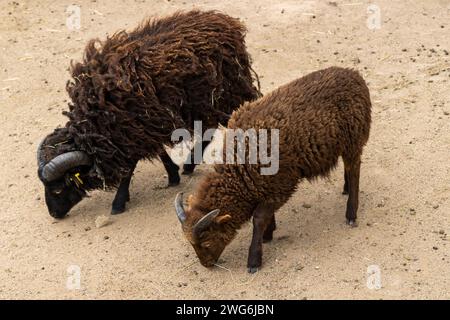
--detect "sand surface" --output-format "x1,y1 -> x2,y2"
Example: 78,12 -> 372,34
0,0 -> 449,299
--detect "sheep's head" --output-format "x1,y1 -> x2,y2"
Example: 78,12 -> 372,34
175,193 -> 233,268
37,138 -> 101,218
41,172 -> 87,219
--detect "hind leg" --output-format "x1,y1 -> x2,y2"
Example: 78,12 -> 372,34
343,154 -> 361,227
342,170 -> 349,195
263,214 -> 276,243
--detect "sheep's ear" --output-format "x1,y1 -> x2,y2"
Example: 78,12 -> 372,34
215,214 -> 232,224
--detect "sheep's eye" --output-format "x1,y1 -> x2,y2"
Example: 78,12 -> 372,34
53,189 -> 63,195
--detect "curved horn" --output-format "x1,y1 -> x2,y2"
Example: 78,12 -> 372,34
175,192 -> 186,224
193,209 -> 220,237
41,151 -> 92,182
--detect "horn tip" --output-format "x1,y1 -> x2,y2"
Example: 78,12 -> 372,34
176,192 -> 184,201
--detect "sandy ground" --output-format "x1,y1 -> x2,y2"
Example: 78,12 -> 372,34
0,0 -> 449,300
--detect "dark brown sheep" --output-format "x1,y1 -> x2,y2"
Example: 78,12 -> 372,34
37,10 -> 261,218
175,66 -> 372,273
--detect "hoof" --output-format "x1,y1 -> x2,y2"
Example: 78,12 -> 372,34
346,219 -> 358,227
263,235 -> 273,243
111,206 -> 126,215
182,164 -> 195,175
182,168 -> 194,175
167,179 -> 180,187
247,267 -> 259,274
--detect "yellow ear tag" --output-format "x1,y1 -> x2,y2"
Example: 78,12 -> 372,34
73,173 -> 83,186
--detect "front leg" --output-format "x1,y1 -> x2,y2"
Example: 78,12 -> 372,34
111,162 -> 137,215
247,203 -> 275,273
159,149 -> 180,186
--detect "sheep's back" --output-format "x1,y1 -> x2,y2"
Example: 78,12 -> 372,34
224,67 -> 371,204
64,10 -> 260,187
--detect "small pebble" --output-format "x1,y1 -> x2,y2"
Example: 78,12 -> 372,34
95,215 -> 111,228
302,203 -> 312,209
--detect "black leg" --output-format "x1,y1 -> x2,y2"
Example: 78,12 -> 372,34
182,140 -> 211,175
111,162 -> 136,215
263,214 -> 276,243
247,203 -> 275,273
344,156 -> 361,227
343,169 -> 349,195
159,149 -> 180,186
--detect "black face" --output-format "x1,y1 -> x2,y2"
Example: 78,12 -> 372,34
43,178 -> 86,219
